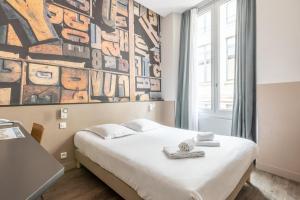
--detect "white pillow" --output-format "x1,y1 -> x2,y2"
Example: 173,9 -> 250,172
84,124 -> 136,140
122,119 -> 161,132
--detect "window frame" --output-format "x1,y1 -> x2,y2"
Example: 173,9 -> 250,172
197,0 -> 236,119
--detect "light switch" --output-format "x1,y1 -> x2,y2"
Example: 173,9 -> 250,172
59,122 -> 67,129
60,108 -> 68,119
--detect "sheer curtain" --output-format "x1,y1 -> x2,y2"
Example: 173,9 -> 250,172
188,9 -> 201,131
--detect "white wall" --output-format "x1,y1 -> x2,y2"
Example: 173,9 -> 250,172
161,13 -> 182,101
256,0 -> 300,182
257,0 -> 300,84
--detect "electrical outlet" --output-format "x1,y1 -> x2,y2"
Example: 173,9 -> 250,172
59,122 -> 67,129
60,152 -> 67,159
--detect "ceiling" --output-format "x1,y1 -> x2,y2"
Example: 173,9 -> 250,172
134,0 -> 204,17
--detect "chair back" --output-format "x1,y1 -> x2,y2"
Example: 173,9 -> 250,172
31,123 -> 44,144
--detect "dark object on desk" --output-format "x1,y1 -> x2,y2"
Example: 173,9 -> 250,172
0,123 -> 64,200
31,123 -> 44,144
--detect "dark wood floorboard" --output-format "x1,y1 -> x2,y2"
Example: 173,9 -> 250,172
43,167 -> 300,200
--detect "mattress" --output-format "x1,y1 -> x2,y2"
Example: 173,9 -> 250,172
74,126 -> 257,200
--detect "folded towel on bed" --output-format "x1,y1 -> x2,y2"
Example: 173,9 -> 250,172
163,146 -> 205,159
195,140 -> 220,147
197,132 -> 215,141
178,139 -> 195,152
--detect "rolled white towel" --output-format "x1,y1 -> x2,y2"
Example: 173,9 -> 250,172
163,146 -> 205,159
195,140 -> 220,147
178,139 -> 195,152
197,132 -> 214,141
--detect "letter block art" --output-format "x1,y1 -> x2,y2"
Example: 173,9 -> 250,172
0,0 -> 161,106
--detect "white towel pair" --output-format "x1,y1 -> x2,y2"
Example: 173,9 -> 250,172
163,146 -> 205,159
195,132 -> 220,147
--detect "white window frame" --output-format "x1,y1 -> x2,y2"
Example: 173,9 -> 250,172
198,0 -> 236,119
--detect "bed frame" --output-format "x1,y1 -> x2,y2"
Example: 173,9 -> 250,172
75,150 -> 253,200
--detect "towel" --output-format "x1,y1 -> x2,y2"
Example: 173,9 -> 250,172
178,139 -> 195,152
195,140 -> 220,147
163,146 -> 205,159
197,132 -> 214,141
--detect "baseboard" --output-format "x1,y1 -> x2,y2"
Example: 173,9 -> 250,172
256,162 -> 300,183
62,160 -> 77,172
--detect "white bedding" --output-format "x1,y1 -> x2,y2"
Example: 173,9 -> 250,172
74,126 -> 257,200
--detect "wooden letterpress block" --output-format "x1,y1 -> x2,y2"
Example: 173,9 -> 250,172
61,67 -> 88,91
28,63 -> 59,86
135,77 -> 150,91
0,25 -> 7,45
0,88 -> 11,105
133,2 -> 139,16
102,30 -> 119,42
135,56 -> 142,76
119,30 -> 128,52
62,43 -> 90,59
90,70 -> 103,97
138,15 -> 159,47
102,41 -> 120,57
117,0 -> 128,17
64,10 -> 90,32
150,47 -> 161,63
104,56 -> 117,70
142,57 -> 150,77
103,73 -> 116,97
152,64 -> 161,78
60,89 -> 88,103
2,0 -> 59,45
91,23 -> 102,49
150,78 -> 161,92
91,49 -> 102,70
135,35 -> 148,57
29,42 -> 63,55
93,0 -> 117,31
47,3 -> 63,24
0,59 -> 22,83
135,91 -> 150,101
7,24 -> 22,47
23,85 -> 60,105
118,75 -> 129,97
64,0 -> 90,14
148,10 -> 158,26
61,28 -> 90,44
118,58 -> 129,73
116,16 -> 127,28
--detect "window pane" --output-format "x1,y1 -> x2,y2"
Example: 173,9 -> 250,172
219,0 -> 236,111
196,11 -> 212,110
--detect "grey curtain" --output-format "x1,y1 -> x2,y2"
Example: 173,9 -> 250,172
175,10 -> 191,129
231,0 -> 257,142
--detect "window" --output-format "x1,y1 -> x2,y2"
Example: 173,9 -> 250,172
196,10 -> 212,110
196,0 -> 237,114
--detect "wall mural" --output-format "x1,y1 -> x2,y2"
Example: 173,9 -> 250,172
0,0 -> 161,106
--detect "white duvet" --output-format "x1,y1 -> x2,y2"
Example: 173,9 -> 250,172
74,126 -> 257,200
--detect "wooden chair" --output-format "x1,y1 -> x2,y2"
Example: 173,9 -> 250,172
31,123 -> 44,144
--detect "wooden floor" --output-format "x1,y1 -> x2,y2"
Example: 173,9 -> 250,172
43,167 -> 300,200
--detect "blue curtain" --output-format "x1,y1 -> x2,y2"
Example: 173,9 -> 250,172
231,0 -> 257,142
175,10 -> 191,129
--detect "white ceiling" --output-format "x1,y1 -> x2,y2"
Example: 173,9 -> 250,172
135,0 -> 204,17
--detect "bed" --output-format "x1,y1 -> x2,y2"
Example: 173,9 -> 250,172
74,126 -> 257,200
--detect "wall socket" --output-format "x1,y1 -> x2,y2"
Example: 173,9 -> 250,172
60,152 -> 67,159
59,122 -> 67,129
